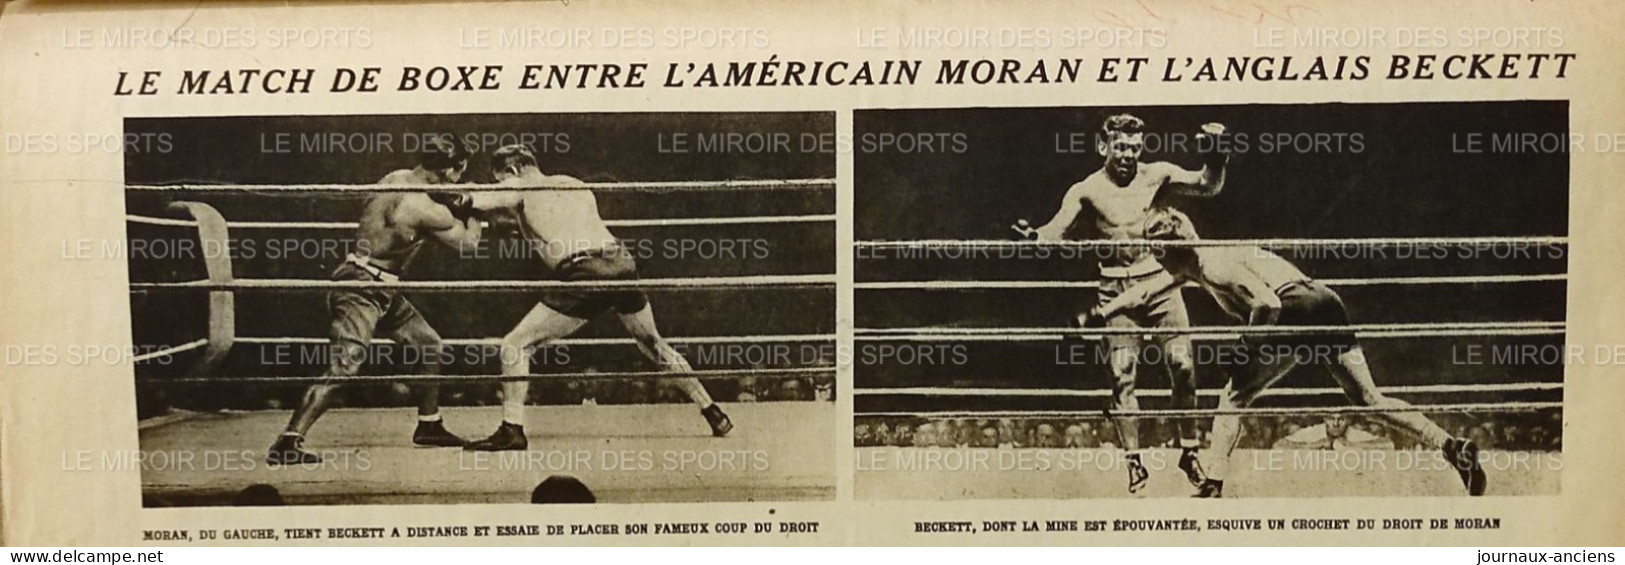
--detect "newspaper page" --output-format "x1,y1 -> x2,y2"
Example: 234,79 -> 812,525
1,0 -> 1622,547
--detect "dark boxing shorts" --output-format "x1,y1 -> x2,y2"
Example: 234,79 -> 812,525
327,260 -> 429,349
1243,280 -> 1359,365
540,246 -> 650,319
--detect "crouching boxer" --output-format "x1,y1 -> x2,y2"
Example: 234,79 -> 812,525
1085,207 -> 1486,497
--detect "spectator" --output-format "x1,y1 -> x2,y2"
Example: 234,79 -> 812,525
855,424 -> 875,446
531,475 -> 595,504
893,423 -> 914,447
1469,424 -> 1497,451
978,426 -> 1000,448
233,484 -> 284,506
874,422 -> 893,446
736,377 -> 761,402
914,423 -> 936,447
1064,424 -> 1086,448
1097,421 -> 1119,449
1034,423 -> 1060,448
779,378 -> 808,401
813,377 -> 835,401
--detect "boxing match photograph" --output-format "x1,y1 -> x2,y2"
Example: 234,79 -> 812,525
852,102 -> 1567,500
122,112 -> 836,506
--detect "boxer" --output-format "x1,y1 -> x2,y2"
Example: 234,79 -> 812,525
1086,207 -> 1486,497
267,136 -> 481,465
1019,113 -> 1229,494
452,144 -> 732,451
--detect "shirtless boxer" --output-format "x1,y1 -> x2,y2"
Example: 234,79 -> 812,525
267,136 -> 482,465
452,144 -> 732,451
1086,208 -> 1486,497
1022,113 -> 1229,494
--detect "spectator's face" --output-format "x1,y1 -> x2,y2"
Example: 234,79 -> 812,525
1065,425 -> 1085,446
1037,424 -> 1058,446
915,424 -> 935,446
895,425 -> 912,444
1469,426 -> 1495,449
780,380 -> 805,400
980,427 -> 998,447
1324,415 -> 1350,439
855,424 -> 871,440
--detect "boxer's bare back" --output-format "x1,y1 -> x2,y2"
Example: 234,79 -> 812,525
478,173 -> 619,269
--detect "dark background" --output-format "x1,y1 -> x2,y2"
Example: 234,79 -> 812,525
126,112 -> 835,414
853,102 -> 1568,413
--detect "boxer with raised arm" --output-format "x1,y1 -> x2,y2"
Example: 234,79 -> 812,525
1087,207 -> 1486,497
267,136 -> 481,465
450,144 -> 732,451
1020,114 -> 1228,494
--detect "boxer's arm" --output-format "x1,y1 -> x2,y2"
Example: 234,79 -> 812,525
1156,160 -> 1226,197
417,198 -> 485,250
1159,123 -> 1229,197
467,191 -> 522,212
1035,182 -> 1089,241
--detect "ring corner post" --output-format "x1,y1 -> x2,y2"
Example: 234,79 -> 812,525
167,201 -> 236,377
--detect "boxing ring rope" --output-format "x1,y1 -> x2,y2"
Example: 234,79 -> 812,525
235,333 -> 836,347
126,178 -> 835,194
854,274 -> 1566,290
852,236 -> 1565,422
138,366 -> 836,386
855,236 -> 1567,250
131,274 -> 836,292
129,178 -> 836,379
855,382 -> 1563,398
856,402 -> 1565,420
126,213 -> 837,229
132,339 -> 210,363
855,321 -> 1564,341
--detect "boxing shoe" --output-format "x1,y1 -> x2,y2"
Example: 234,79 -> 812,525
266,434 -> 322,466
1126,453 -> 1150,494
702,404 -> 734,437
1192,479 -> 1225,498
463,422 -> 528,451
1444,437 -> 1488,496
1178,447 -> 1209,488
412,419 -> 466,447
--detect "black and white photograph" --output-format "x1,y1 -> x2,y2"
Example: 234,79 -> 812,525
852,103 -> 1567,500
123,112 -> 836,506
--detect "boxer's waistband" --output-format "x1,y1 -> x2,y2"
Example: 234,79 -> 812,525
1272,278 -> 1316,297
345,253 -> 401,283
559,243 -> 627,269
1099,257 -> 1164,279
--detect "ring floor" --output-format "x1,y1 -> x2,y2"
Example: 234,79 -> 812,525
854,446 -> 1560,499
141,403 -> 834,506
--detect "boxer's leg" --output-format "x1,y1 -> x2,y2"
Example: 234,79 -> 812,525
618,301 -> 732,436
505,303 -> 586,424
1326,346 -> 1450,449
1201,341 -> 1300,495
270,290 -> 379,464
465,300 -> 587,451
383,300 -> 466,447
618,303 -> 711,406
379,298 -> 445,418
